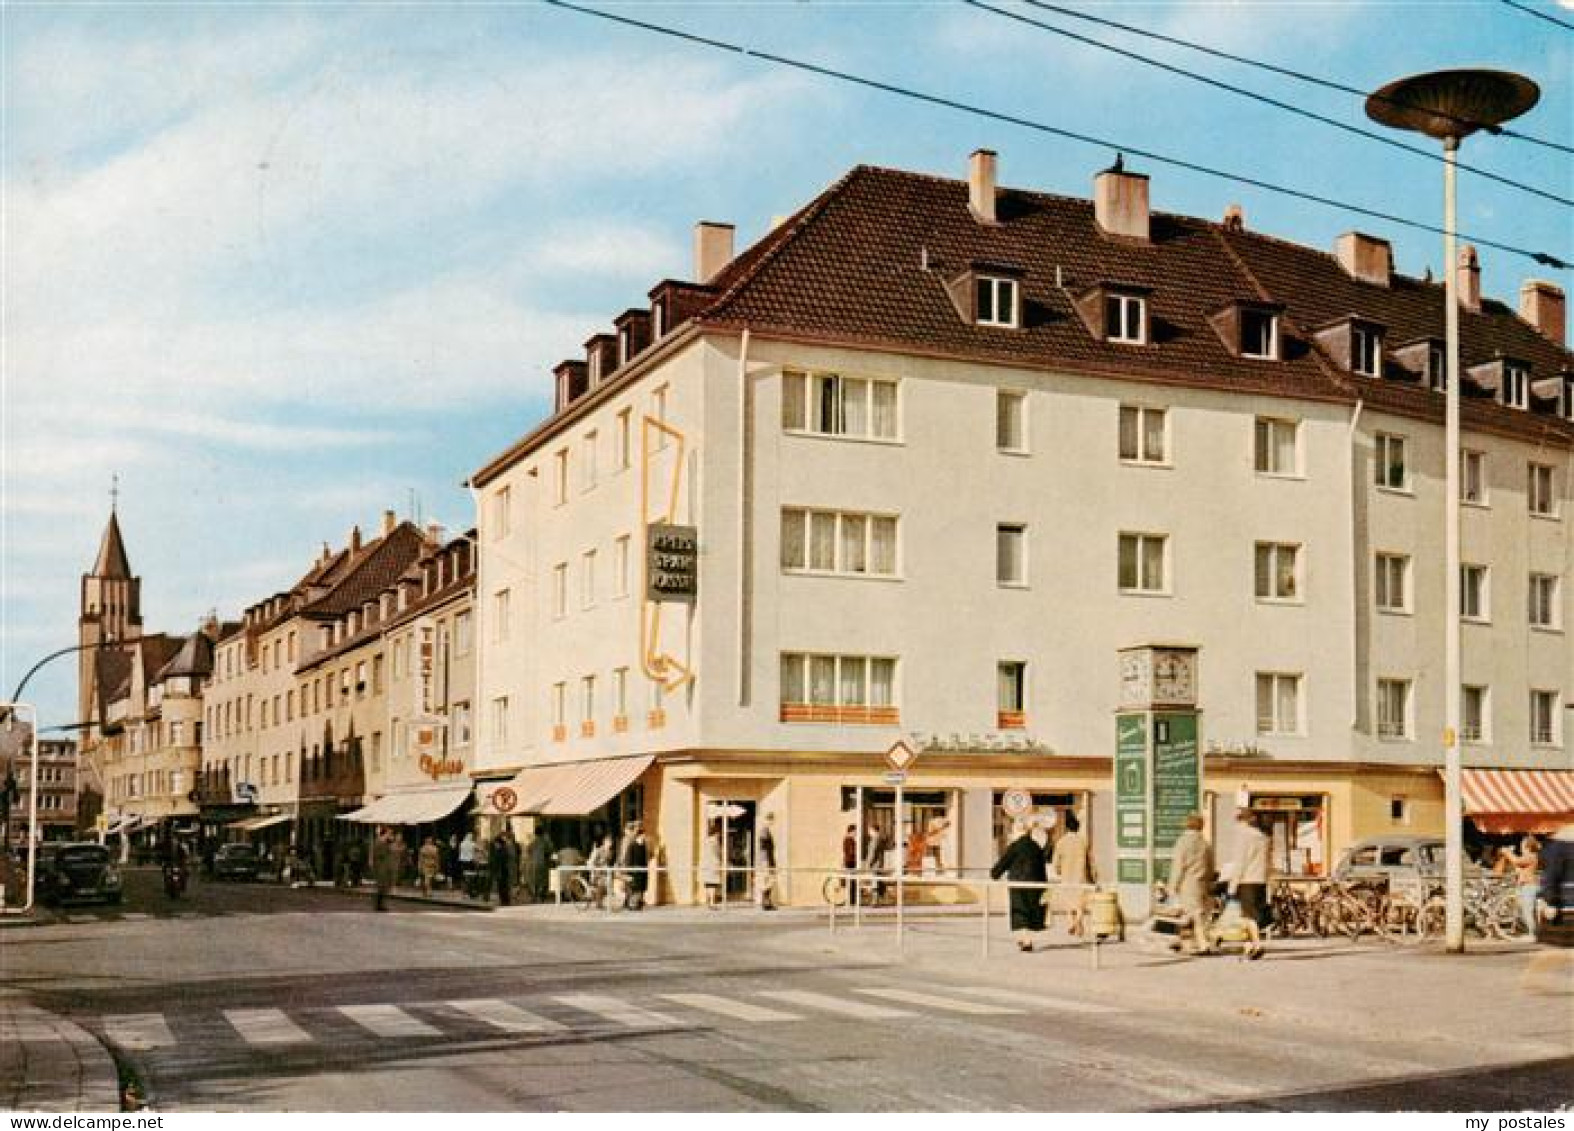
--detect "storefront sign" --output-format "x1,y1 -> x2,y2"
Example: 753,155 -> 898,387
1152,714 -> 1199,852
646,524 -> 698,604
417,621 -> 436,715
418,752 -> 464,781
905,732 -> 1052,755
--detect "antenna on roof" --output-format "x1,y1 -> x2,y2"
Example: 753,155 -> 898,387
920,246 -> 930,271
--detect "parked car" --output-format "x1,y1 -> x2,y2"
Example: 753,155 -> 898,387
36,842 -> 122,906
212,843 -> 261,882
1333,836 -> 1483,894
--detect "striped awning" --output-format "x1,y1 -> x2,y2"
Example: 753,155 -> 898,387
504,755 -> 653,817
340,784 -> 472,825
1456,769 -> 1574,834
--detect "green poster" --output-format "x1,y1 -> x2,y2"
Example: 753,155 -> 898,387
1115,713 -> 1147,849
1152,713 -> 1199,851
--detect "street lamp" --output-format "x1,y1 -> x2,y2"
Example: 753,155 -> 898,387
1364,69 -> 1540,954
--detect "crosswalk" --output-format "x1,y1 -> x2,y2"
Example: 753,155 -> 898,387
94,982 -> 1123,1054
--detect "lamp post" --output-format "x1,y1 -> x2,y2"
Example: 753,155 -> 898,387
1365,70 -> 1539,954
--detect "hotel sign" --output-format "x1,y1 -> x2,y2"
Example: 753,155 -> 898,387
646,524 -> 698,604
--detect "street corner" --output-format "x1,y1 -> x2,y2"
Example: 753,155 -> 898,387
0,1000 -> 122,1114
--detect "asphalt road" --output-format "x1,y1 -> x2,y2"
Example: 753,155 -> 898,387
5,874 -> 1570,1112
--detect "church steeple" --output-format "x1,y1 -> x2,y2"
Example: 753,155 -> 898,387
79,499 -> 143,726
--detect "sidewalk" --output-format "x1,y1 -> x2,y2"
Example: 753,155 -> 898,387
0,994 -> 121,1113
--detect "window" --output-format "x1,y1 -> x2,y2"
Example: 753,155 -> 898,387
1390,796 -> 1410,824
1254,542 -> 1300,600
996,390 -> 1027,452
452,703 -> 471,745
1529,573 -> 1561,629
1461,686 -> 1489,742
1564,382 -> 1574,422
1529,463 -> 1557,517
1503,364 -> 1529,409
1375,433 -> 1408,491
1256,673 -> 1302,735
491,696 -> 509,746
975,276 -> 1019,328
1118,533 -> 1167,594
582,431 -> 598,491
996,523 -> 1027,586
998,662 -> 1027,728
779,653 -> 898,722
614,535 -> 631,598
492,486 -> 512,539
1241,309 -> 1278,359
1254,417 -> 1298,476
616,409 -> 632,470
1462,450 -> 1487,505
1375,553 -> 1410,613
1352,326 -> 1381,376
454,610 -> 472,656
552,564 -> 567,620
1377,678 -> 1411,739
1530,690 -> 1560,746
581,549 -> 597,609
1105,293 -> 1146,344
1426,345 -> 1447,391
613,668 -> 628,721
372,655 -> 384,694
553,449 -> 569,505
652,385 -> 669,451
355,662 -> 367,698
581,675 -> 596,725
493,588 -> 511,642
551,683 -> 566,730
1118,405 -> 1167,464
781,370 -> 899,441
1461,565 -> 1489,622
781,509 -> 898,577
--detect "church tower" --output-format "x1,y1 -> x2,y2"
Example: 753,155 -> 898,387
78,505 -> 143,725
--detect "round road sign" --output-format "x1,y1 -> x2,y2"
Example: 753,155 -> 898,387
1001,787 -> 1033,818
492,786 -> 518,814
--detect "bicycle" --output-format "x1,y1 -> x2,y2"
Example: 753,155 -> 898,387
565,871 -> 609,911
822,870 -> 894,908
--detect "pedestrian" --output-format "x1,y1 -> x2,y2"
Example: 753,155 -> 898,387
469,834 -> 490,899
524,827 -> 552,903
1050,811 -> 1094,937
447,833 -> 464,889
1502,835 -> 1543,935
346,837 -> 366,887
754,813 -> 779,910
1170,814 -> 1218,955
417,835 -> 441,897
624,824 -> 650,910
553,842 -> 584,903
490,827 -> 518,905
863,818 -> 892,902
458,830 -> 477,894
587,834 -> 615,908
991,820 -> 1049,951
841,824 -> 858,873
371,826 -> 399,912
1226,811 -> 1269,959
700,820 -> 723,908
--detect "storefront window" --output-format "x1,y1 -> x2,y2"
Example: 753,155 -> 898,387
990,791 -> 1086,860
1248,794 -> 1327,876
839,786 -> 957,874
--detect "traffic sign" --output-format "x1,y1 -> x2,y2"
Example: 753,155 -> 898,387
492,787 -> 518,814
883,770 -> 907,787
1001,787 -> 1033,818
884,739 -> 918,774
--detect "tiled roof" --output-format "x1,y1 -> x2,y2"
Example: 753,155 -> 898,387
476,162 -> 1570,484
93,650 -> 131,717
156,631 -> 214,681
300,523 -> 428,618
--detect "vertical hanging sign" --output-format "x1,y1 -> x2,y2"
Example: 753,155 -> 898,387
417,620 -> 435,715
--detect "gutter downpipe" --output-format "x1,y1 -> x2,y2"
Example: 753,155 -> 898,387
1348,398 -> 1364,736
736,329 -> 753,708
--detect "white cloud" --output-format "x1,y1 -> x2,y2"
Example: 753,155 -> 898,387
529,222 -> 686,282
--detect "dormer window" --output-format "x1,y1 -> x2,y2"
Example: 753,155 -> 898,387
1106,294 -> 1147,344
1503,364 -> 1529,409
618,326 -> 632,365
1427,345 -> 1447,391
1563,380 -> 1574,422
1241,309 -> 1278,359
975,276 -> 1019,328
652,298 -> 667,340
1352,325 -> 1382,377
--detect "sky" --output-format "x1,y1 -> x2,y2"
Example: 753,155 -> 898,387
2,0 -> 1570,733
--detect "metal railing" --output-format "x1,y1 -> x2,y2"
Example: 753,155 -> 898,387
550,862 -> 1113,964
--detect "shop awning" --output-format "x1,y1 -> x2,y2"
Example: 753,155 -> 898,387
229,813 -> 291,832
341,784 -> 472,825
505,755 -> 653,817
1457,769 -> 1574,834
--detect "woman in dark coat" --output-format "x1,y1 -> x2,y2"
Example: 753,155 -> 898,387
991,821 -> 1049,951
623,826 -> 650,911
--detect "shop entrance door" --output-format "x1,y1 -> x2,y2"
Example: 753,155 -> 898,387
703,798 -> 756,902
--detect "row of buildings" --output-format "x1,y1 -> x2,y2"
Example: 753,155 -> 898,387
77,150 -> 1573,901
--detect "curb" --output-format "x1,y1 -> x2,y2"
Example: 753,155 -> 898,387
0,1002 -> 121,1113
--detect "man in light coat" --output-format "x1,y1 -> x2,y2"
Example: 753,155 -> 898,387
1227,810 -> 1270,959
1169,814 -> 1217,955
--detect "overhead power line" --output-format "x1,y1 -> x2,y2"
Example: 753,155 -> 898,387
1023,0 -> 1574,157
1500,0 -> 1574,32
966,0 -> 1571,208
541,0 -> 1570,270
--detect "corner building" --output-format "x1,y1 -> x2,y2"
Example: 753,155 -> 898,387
472,154 -> 1574,904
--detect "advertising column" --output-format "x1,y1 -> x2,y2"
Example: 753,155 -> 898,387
1114,645 -> 1201,921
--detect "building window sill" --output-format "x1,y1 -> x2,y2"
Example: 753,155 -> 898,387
780,704 -> 901,725
613,715 -> 629,734
551,725 -> 567,743
997,711 -> 1026,730
1375,485 -> 1414,498
580,722 -> 595,738
647,709 -> 667,730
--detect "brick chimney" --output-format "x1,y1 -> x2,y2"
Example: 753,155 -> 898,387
1519,279 -> 1566,345
693,221 -> 735,284
1093,155 -> 1149,243
1335,232 -> 1392,287
426,522 -> 445,545
1456,244 -> 1481,313
968,149 -> 998,225
382,509 -> 397,536
1222,203 -> 1245,232
349,525 -> 362,553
